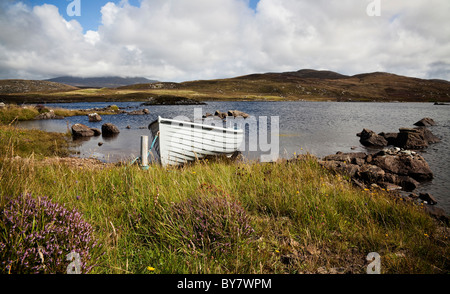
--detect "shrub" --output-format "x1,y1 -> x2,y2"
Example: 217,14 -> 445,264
0,194 -> 102,274
108,105 -> 119,112
172,185 -> 253,254
145,184 -> 254,255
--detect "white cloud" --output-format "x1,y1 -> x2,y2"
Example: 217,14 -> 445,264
0,0 -> 449,81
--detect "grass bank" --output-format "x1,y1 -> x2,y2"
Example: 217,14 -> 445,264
0,104 -> 120,125
1,148 -> 448,274
0,125 -> 73,159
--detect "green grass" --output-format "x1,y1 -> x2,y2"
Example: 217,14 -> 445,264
0,105 -> 40,124
0,103 -> 122,125
0,124 -> 72,159
0,149 -> 448,274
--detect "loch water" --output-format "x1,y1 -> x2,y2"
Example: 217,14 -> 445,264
18,101 -> 450,213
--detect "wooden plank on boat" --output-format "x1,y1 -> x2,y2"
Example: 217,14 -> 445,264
149,116 -> 243,166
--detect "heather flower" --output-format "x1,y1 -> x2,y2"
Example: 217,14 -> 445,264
0,194 -> 102,274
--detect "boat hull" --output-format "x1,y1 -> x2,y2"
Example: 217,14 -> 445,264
149,116 -> 243,166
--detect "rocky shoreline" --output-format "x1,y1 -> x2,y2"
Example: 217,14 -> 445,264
319,117 -> 448,223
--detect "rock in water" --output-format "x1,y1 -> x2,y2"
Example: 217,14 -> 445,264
214,110 -> 227,119
414,117 -> 436,127
101,123 -> 120,136
378,132 -> 399,146
128,108 -> 150,115
395,128 -> 428,149
417,127 -> 441,144
72,123 -> 95,137
357,129 -> 388,147
91,128 -> 101,136
395,127 -> 440,149
227,110 -> 250,118
88,113 -> 102,122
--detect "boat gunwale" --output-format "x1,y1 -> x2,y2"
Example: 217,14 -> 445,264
150,116 -> 244,134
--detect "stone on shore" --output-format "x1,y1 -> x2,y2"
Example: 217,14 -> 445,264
418,193 -> 438,205
34,110 -> 64,120
372,152 -> 433,182
320,148 -> 434,193
101,123 -> 120,136
322,151 -> 367,163
423,206 -> 449,224
378,182 -> 403,191
319,160 -> 361,178
358,164 -> 385,182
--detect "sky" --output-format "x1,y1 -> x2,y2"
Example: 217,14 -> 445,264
0,0 -> 449,82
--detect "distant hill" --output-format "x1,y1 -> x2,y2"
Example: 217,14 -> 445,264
169,69 -> 450,102
278,69 -> 351,80
46,76 -> 159,88
1,69 -> 449,103
0,79 -> 78,94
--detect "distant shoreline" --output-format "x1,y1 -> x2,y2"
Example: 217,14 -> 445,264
1,93 -> 447,105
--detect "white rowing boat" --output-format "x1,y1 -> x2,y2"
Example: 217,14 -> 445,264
148,116 -> 244,166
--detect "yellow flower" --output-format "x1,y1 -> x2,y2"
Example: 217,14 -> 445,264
192,172 -> 196,174
147,266 -> 155,271
275,250 -> 280,253
424,233 -> 429,238
296,191 -> 300,194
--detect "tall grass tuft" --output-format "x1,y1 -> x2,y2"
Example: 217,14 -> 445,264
141,183 -> 254,256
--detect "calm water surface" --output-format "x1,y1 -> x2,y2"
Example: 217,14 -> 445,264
19,101 -> 450,213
